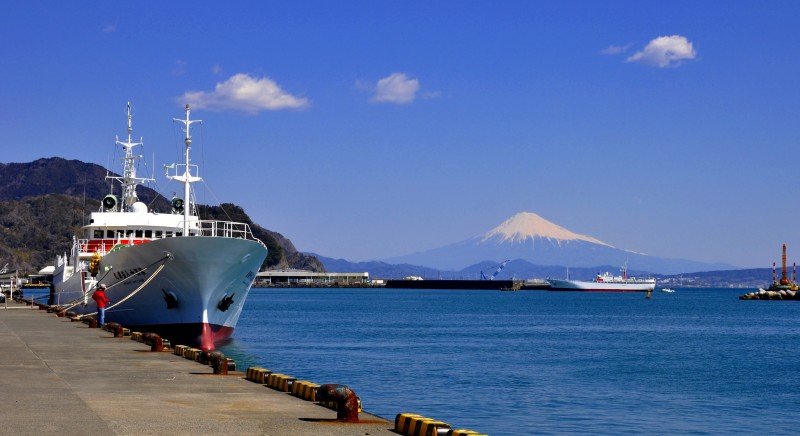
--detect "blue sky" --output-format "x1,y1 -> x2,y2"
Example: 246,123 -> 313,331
2,1 -> 800,268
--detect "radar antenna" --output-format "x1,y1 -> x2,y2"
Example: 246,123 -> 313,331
107,102 -> 154,212
167,104 -> 203,236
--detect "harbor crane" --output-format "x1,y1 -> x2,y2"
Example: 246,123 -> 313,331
480,260 -> 510,280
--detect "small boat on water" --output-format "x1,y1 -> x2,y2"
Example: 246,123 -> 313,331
547,264 -> 656,292
50,103 -> 268,348
659,288 -> 676,293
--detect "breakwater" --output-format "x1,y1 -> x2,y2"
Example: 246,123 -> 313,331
739,288 -> 800,300
384,278 -> 524,290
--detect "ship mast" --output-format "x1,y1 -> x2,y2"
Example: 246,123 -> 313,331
169,104 -> 202,236
109,102 -> 154,212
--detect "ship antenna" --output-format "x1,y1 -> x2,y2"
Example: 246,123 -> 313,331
108,102 -> 153,212
169,104 -> 203,236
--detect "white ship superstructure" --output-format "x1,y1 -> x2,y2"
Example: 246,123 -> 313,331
547,264 -> 656,292
51,103 -> 267,348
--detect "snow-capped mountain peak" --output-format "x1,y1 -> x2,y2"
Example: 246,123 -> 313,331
482,212 -> 612,247
381,210 -> 731,273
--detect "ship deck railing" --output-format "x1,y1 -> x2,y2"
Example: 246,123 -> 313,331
197,220 -> 263,244
77,220 -> 265,253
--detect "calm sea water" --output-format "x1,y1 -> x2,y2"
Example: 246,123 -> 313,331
219,288 -> 800,435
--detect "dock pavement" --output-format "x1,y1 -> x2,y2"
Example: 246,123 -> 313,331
0,300 -> 395,435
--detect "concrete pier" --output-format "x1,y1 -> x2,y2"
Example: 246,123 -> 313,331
0,301 -> 393,435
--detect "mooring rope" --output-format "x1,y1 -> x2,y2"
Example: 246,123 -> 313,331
60,253 -> 173,313
58,266 -> 116,309
103,257 -> 171,312
59,265 -> 117,310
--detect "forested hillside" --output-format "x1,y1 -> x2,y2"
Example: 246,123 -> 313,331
0,158 -> 324,274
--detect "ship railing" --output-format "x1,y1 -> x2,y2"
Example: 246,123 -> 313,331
76,221 -> 265,250
197,220 -> 263,243
78,239 -> 112,254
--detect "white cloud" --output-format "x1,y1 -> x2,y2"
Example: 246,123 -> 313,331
179,73 -> 309,113
626,35 -> 697,68
371,73 -> 420,104
601,43 -> 633,55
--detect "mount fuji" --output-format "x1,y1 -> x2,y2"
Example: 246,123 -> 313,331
382,212 -> 733,275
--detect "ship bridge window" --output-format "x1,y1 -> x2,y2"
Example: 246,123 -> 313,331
155,230 -> 163,238
165,231 -> 173,237
126,230 -> 134,237
176,232 -> 183,237
106,230 -> 114,238
145,230 -> 152,238
135,230 -> 143,238
93,230 -> 103,239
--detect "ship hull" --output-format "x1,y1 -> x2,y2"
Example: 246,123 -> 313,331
547,278 -> 655,292
53,236 -> 266,348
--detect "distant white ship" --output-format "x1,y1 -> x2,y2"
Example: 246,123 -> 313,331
51,103 -> 267,348
547,264 -> 656,292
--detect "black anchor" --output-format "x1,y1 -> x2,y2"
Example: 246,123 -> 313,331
218,293 -> 235,312
162,289 -> 178,309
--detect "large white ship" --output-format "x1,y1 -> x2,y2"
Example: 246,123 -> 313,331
51,103 -> 267,349
547,264 -> 656,292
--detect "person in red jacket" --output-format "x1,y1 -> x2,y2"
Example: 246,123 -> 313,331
92,284 -> 111,326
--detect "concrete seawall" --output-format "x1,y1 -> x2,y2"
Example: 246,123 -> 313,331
0,300 -> 394,435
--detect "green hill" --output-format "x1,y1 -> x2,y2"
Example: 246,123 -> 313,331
0,157 -> 324,274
